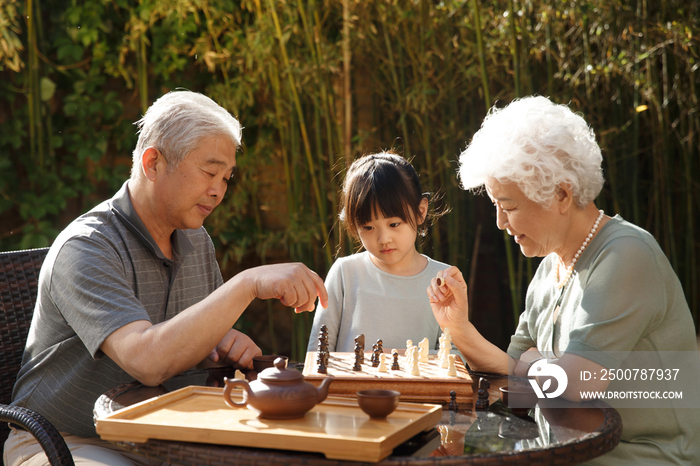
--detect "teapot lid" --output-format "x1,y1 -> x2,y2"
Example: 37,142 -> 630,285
258,357 -> 303,383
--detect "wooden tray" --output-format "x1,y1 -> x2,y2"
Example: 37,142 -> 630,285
303,351 -> 473,404
95,385 -> 442,463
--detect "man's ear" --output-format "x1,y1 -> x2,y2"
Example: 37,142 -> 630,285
141,147 -> 162,182
556,182 -> 574,214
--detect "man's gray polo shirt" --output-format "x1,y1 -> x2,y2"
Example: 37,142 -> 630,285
11,181 -> 224,437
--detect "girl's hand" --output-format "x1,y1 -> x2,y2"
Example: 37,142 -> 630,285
427,266 -> 470,331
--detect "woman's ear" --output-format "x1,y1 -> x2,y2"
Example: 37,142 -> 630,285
556,182 -> 574,214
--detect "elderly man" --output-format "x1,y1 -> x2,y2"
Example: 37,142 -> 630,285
4,90 -> 327,466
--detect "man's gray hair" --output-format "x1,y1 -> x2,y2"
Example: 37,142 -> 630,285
458,95 -> 604,209
131,90 -> 242,178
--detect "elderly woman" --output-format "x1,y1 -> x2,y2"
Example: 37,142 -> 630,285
429,96 -> 699,464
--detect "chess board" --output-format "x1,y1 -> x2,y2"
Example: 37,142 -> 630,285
302,351 -> 473,405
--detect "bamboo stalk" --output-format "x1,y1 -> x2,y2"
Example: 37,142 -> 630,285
660,44 -> 677,269
343,0 -> 352,168
582,15 -> 592,102
507,0 -> 520,96
26,0 -> 37,167
34,0 -> 53,163
545,1 -> 553,96
202,2 -> 230,87
688,62 -> 699,324
265,0 -> 332,266
471,0 -> 491,108
382,22 -> 412,158
138,36 -> 148,114
681,62 -> 697,329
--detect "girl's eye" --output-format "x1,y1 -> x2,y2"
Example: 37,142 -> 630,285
390,222 -> 401,228
361,225 -> 373,231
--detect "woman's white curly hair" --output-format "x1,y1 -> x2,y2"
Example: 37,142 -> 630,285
458,96 -> 604,209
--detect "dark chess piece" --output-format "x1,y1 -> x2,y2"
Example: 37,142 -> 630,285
376,339 -> 383,354
475,377 -> 490,411
353,343 -> 362,371
371,345 -> 380,367
391,351 -> 400,370
448,390 -> 459,412
355,335 -> 365,363
317,347 -> 329,365
317,356 -> 328,374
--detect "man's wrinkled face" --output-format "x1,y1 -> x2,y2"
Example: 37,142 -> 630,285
156,135 -> 237,232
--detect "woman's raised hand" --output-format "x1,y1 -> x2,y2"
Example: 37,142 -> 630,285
427,266 -> 470,331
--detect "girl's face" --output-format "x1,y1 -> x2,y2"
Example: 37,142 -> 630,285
357,199 -> 428,276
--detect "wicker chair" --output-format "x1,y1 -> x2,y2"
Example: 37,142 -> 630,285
0,247 -> 74,466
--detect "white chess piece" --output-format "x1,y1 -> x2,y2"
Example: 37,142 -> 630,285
405,340 -> 415,367
419,337 -> 429,362
410,347 -> 421,376
377,353 -> 388,373
444,328 -> 453,350
437,332 -> 446,363
439,331 -> 450,368
446,354 -> 457,376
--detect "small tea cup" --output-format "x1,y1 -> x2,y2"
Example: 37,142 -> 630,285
357,389 -> 400,419
499,383 -> 538,416
253,355 -> 288,373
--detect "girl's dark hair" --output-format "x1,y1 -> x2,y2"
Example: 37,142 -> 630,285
340,152 -> 431,240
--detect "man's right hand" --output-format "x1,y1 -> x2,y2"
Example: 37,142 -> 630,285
247,263 -> 328,312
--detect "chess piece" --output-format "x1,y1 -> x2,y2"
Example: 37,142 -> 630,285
439,333 -> 450,369
353,342 -> 363,371
371,345 -> 380,367
376,339 -> 383,354
377,353 -> 388,373
410,347 -> 420,376
318,325 -> 328,344
355,335 -> 365,363
391,350 -> 400,370
448,390 -> 459,412
419,338 -> 429,363
446,354 -> 457,376
405,340 -> 415,367
475,377 -> 490,411
443,328 -> 452,349
317,356 -> 328,374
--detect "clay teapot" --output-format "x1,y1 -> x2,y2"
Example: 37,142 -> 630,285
223,357 -> 334,419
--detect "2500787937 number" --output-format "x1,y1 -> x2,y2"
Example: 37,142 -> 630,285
596,368 -> 680,381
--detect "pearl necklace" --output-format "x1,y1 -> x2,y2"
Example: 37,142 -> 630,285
556,209 -> 604,289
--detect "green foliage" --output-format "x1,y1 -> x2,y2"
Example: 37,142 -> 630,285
1,0 -> 698,356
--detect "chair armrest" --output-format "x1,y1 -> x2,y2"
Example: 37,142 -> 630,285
0,405 -> 74,466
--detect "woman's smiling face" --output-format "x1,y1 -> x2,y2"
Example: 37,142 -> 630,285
485,179 -> 563,258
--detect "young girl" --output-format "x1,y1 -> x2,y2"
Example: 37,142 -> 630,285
307,152 -> 450,352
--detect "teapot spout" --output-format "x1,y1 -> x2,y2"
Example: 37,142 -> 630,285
316,376 -> 334,403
